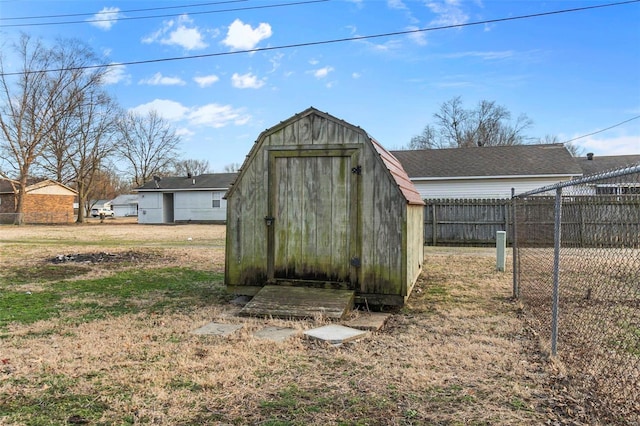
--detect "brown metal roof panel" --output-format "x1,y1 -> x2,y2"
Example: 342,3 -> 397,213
370,137 -> 425,205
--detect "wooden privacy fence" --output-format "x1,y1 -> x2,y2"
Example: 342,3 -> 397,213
514,195 -> 640,247
424,199 -> 511,246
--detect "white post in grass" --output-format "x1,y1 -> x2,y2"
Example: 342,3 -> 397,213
496,231 -> 506,272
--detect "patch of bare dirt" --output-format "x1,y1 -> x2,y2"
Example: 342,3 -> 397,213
49,250 -> 157,264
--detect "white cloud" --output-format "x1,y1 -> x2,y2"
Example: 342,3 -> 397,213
194,75 -> 220,87
129,99 -> 190,121
188,104 -> 250,128
139,73 -> 186,86
426,0 -> 469,27
443,50 -> 514,60
175,127 -> 195,138
269,53 -> 284,73
89,7 -> 120,30
313,66 -> 334,79
223,19 -> 272,50
101,63 -> 129,85
129,99 -> 250,129
574,135 -> 640,156
407,27 -> 427,46
231,72 -> 266,89
352,72 -> 361,79
387,0 -> 407,10
142,15 -> 207,50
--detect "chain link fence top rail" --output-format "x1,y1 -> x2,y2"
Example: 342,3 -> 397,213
512,163 -> 640,424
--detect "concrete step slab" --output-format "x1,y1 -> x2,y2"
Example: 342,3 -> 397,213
253,326 -> 299,342
304,324 -> 369,344
240,285 -> 354,319
191,322 -> 243,337
344,312 -> 391,331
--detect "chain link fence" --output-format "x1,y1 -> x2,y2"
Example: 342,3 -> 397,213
512,163 -> 640,423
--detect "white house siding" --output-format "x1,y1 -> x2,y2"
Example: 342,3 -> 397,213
137,192 -> 163,224
174,191 -> 227,222
413,175 -> 577,200
113,204 -> 138,217
137,190 -> 228,223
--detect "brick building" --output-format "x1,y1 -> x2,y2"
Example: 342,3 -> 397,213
0,178 -> 77,224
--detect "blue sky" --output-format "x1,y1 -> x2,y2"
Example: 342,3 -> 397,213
1,0 -> 639,172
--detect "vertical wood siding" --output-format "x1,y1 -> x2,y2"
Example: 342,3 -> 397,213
226,110 -> 423,301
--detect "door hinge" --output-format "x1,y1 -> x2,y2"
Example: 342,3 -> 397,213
351,165 -> 362,175
350,257 -> 361,267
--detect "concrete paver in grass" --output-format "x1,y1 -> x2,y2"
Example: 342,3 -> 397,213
304,324 -> 369,344
344,312 -> 391,331
191,322 -> 243,336
252,326 -> 299,342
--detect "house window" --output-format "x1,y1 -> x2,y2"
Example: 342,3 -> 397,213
212,192 -> 222,208
621,186 -> 640,195
595,186 -> 617,195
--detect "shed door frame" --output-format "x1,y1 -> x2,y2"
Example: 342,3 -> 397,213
266,146 -> 361,287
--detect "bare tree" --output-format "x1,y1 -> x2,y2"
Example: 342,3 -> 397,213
537,134 -> 584,157
173,158 -> 212,176
224,163 -> 241,172
115,110 -> 181,187
408,124 -> 439,149
27,40 -> 118,223
85,167 -> 125,214
411,96 -> 533,149
0,34 -> 106,224
434,96 -> 469,148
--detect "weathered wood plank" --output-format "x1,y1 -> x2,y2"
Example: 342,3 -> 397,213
373,161 -> 391,291
288,157 -> 303,276
299,114 -> 312,145
274,157 -> 289,277
330,156 -> 350,281
316,156 -> 333,275
240,285 -> 354,319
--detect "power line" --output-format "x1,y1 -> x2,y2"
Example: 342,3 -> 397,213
563,115 -> 640,144
0,0 -> 247,21
0,0 -> 329,28
1,0 -> 638,77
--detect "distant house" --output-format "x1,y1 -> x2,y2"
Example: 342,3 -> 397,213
575,152 -> 640,195
90,199 -> 112,210
391,144 -> 584,199
110,194 -> 138,217
0,178 -> 77,224
136,173 -> 237,224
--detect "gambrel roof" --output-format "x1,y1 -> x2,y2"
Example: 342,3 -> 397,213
227,107 -> 423,205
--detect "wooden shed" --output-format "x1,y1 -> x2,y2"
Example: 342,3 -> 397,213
225,108 -> 424,307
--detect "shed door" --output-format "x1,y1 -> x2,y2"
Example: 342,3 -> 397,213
268,151 -> 358,287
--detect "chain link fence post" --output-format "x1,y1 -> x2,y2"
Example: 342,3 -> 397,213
511,187 -> 519,299
551,187 -> 563,356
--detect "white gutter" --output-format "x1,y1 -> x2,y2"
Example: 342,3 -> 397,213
409,173 -> 582,181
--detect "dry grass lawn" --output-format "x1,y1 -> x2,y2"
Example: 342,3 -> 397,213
0,222 -> 600,425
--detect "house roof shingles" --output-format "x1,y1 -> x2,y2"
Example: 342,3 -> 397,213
390,144 -> 583,179
136,173 -> 238,191
577,154 -> 640,176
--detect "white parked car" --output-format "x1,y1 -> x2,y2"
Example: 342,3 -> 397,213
91,208 -> 115,218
